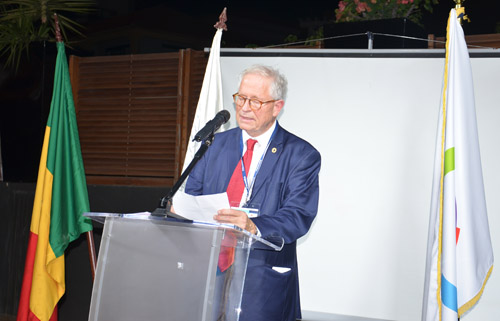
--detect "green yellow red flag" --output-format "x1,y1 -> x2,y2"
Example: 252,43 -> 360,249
16,42 -> 93,321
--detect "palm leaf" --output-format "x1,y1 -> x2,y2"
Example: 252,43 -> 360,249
0,0 -> 94,70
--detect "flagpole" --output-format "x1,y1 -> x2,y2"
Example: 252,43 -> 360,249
450,6 -> 466,321
454,0 -> 464,9
86,231 -> 97,280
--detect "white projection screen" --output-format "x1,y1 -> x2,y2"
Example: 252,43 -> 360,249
218,48 -> 500,321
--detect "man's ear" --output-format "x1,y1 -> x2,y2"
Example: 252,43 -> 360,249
273,100 -> 284,117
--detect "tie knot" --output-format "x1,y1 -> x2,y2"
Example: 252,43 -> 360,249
246,139 -> 257,151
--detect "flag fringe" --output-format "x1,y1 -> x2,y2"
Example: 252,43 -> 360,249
458,265 -> 493,317
435,9 -> 453,321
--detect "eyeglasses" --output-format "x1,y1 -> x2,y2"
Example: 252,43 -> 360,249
232,93 -> 278,111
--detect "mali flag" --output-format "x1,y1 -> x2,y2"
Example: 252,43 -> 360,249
16,42 -> 93,321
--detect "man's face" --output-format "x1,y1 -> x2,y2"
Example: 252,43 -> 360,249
236,73 -> 284,137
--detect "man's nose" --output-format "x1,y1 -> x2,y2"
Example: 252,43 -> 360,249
241,98 -> 252,111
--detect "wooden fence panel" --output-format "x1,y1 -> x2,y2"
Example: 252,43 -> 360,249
69,50 -> 207,186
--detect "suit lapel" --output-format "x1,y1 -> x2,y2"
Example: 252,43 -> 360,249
251,125 -> 284,197
222,129 -> 243,190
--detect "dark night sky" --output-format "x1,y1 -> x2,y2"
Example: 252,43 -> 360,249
71,0 -> 500,54
126,0 -> 500,37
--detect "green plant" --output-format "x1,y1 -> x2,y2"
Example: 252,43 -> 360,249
283,34 -> 299,43
0,0 -> 94,70
305,27 -> 324,46
335,0 -> 438,24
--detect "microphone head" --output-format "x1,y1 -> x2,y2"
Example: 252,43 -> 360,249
218,110 -> 230,123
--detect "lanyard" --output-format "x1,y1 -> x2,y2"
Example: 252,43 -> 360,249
240,126 -> 277,205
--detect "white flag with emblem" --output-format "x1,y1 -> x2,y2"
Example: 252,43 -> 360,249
422,8 -> 494,321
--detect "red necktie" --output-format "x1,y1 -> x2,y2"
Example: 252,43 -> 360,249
226,139 -> 258,206
218,139 -> 257,272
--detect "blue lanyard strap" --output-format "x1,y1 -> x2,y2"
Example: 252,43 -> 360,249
240,126 -> 277,205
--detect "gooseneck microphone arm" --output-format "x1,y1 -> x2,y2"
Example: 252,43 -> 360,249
152,110 -> 230,217
151,134 -> 214,217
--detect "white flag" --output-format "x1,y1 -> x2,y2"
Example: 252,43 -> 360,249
182,28 -> 225,175
422,8 -> 494,321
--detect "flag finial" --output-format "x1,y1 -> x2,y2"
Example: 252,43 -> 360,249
54,13 -> 62,42
454,0 -> 470,24
214,7 -> 228,31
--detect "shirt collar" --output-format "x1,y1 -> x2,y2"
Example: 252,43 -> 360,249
242,121 -> 277,148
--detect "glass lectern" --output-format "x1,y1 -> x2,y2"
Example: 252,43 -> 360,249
85,212 -> 283,321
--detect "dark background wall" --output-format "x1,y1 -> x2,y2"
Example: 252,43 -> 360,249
0,182 -> 170,321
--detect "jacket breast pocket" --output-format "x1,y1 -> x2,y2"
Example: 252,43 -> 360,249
240,264 -> 293,321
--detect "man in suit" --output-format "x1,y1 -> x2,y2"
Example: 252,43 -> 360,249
185,64 -> 321,321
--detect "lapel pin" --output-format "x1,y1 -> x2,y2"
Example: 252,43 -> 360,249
272,147 -> 277,153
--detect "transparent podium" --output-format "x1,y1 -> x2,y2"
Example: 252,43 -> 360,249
85,212 -> 284,321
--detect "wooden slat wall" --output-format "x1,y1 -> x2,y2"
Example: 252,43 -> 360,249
69,50 -> 207,186
177,50 -> 208,171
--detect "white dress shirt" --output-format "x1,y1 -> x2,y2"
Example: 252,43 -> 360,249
238,121 -> 277,207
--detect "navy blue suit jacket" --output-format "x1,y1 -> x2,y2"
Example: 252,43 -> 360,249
185,123 -> 321,321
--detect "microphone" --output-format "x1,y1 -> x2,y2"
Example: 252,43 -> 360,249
193,110 -> 230,142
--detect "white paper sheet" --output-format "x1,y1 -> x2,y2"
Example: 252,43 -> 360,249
172,191 -> 230,222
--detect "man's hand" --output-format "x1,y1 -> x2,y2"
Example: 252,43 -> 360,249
214,208 -> 257,234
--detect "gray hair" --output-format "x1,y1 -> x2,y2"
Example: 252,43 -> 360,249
239,65 -> 288,100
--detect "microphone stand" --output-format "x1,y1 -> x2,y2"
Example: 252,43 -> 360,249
151,132 -> 215,217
